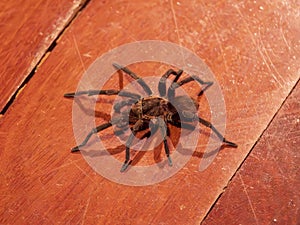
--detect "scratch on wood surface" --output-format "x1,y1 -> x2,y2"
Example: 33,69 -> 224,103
72,34 -> 87,74
279,15 -> 291,50
39,159 -> 83,184
257,29 -> 285,87
111,21 -> 139,43
81,195 -> 91,225
170,0 -> 180,41
239,173 -> 259,225
234,5 -> 284,88
206,14 -> 229,73
170,0 -> 185,64
72,161 -> 97,185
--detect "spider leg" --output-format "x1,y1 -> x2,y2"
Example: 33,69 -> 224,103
168,75 -> 213,99
167,112 -> 237,147
112,63 -> 153,96
120,119 -> 145,172
158,69 -> 183,97
64,89 -> 141,100
168,119 -> 196,131
159,120 -> 173,166
71,122 -> 112,152
148,118 -> 173,166
113,98 -> 139,113
120,131 -> 135,172
198,117 -> 238,147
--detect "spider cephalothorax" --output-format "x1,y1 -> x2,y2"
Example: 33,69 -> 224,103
64,63 -> 237,172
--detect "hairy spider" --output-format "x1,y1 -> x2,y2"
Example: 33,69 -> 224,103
64,63 -> 237,172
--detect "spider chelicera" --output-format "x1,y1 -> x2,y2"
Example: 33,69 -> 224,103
64,63 -> 237,172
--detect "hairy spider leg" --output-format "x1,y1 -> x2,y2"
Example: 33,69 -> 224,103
197,117 -> 237,147
158,69 -> 183,97
120,119 -> 145,172
64,89 -> 141,118
167,113 -> 237,148
113,98 -> 140,113
158,119 -> 173,166
168,75 -> 213,99
64,89 -> 141,100
167,111 -> 238,148
71,122 -> 113,152
147,118 -> 173,166
121,131 -> 135,172
163,73 -> 235,146
120,117 -> 174,172
168,119 -> 197,131
115,115 -> 172,171
112,63 -> 153,96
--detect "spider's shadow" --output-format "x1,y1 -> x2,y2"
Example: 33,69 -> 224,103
76,131 -> 236,170
71,93 -> 236,169
73,96 -> 112,120
79,132 -> 164,163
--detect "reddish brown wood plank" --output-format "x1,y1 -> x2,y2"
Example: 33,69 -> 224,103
0,0 -> 299,224
0,0 -> 88,112
202,81 -> 300,225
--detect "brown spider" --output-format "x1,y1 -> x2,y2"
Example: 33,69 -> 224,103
64,63 -> 237,172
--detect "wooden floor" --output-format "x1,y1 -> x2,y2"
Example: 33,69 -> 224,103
0,0 -> 299,224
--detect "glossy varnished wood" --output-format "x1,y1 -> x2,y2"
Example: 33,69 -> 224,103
203,81 -> 299,225
0,0 -> 299,224
0,0 -> 87,112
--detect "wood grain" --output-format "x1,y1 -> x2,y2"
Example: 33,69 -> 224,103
202,81 -> 300,225
0,0 -> 299,224
0,0 -> 88,112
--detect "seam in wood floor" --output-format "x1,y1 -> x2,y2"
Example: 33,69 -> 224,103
201,78 -> 300,224
0,0 -> 91,115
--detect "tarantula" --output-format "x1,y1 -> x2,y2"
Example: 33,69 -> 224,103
64,63 -> 237,172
